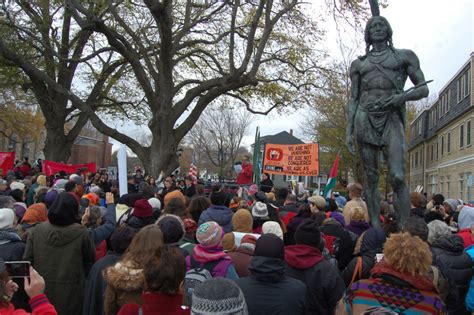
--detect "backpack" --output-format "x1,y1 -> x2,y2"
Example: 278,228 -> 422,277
183,256 -> 222,306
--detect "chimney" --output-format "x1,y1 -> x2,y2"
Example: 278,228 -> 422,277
289,129 -> 293,135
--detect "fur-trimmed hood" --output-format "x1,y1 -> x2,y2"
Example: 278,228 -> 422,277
104,261 -> 144,292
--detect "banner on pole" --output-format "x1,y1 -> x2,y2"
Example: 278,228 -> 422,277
263,143 -> 319,176
42,160 -> 97,176
0,152 -> 15,175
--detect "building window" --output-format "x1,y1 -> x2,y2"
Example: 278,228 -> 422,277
465,69 -> 471,97
431,175 -> 437,195
441,136 -> 444,156
415,151 -> 418,166
460,124 -> 464,148
460,174 -> 465,200
436,141 -> 439,159
447,132 -> 451,153
468,120 -> 472,146
440,177 -> 444,195
446,176 -> 450,197
430,145 -> 433,161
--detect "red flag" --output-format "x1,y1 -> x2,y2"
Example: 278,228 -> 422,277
42,160 -> 96,176
0,152 -> 15,175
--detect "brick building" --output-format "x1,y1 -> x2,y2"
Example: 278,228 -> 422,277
408,53 -> 473,202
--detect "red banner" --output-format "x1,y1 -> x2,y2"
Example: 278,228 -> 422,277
0,152 -> 15,175
42,160 -> 96,176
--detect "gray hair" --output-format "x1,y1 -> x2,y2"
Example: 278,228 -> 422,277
427,220 -> 451,244
0,196 -> 15,209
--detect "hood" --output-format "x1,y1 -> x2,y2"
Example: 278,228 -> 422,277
249,255 -> 285,283
206,206 -> 233,225
285,245 -> 324,269
360,228 -> 386,254
459,206 -> 474,230
104,261 -> 144,291
432,234 -> 465,253
42,222 -> 87,247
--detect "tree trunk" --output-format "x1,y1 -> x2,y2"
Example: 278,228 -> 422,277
43,128 -> 74,162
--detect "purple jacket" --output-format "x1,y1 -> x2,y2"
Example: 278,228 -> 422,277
345,220 -> 370,236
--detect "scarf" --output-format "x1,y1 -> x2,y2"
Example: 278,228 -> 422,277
0,228 -> 21,245
192,244 -> 227,263
371,260 -> 437,292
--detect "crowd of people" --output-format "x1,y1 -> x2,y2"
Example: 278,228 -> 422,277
0,163 -> 474,315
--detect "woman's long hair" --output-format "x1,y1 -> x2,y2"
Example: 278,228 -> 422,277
121,225 -> 164,267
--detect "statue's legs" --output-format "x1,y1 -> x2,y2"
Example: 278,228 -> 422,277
359,143 -> 381,228
383,131 -> 410,228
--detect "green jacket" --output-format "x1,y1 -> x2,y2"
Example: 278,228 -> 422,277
24,222 -> 96,315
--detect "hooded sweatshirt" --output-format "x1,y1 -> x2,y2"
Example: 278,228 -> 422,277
285,245 -> 345,315
198,205 -> 233,233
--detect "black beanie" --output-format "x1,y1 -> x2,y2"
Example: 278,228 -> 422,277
210,185 -> 226,206
157,214 -> 185,245
254,233 -> 284,260
295,218 -> 321,249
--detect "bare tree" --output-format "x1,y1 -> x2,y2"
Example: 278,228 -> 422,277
188,100 -> 254,180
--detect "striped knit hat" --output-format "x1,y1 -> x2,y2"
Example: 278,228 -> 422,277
196,221 -> 224,248
191,278 -> 248,315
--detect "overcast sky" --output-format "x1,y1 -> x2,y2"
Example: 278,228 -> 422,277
240,0 -> 473,148
111,0 -> 473,152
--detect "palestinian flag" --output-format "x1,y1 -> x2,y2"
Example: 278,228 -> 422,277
323,153 -> 340,198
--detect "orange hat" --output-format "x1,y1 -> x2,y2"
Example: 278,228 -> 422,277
164,190 -> 186,208
82,193 -> 100,206
22,203 -> 48,225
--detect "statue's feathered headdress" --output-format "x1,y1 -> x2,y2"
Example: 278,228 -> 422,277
368,0 -> 380,16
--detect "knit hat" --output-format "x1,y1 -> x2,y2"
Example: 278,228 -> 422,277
240,234 -> 257,251
330,211 -> 345,226
252,202 -> 268,218
36,175 -> 47,187
254,233 -> 284,260
83,193 -> 100,206
148,197 -> 161,210
295,218 -> 321,249
156,214 -> 185,245
0,208 -> 15,229
222,232 -> 236,251
335,195 -> 347,208
232,209 -> 253,233
459,206 -> 474,230
308,195 -> 326,210
48,192 -> 79,226
196,221 -> 224,248
427,220 -> 451,244
191,278 -> 248,315
53,179 -> 68,191
89,185 -> 102,194
262,221 -> 283,240
44,190 -> 58,208
133,199 -> 153,218
210,186 -> 226,206
164,189 -> 186,208
10,181 -> 25,191
444,199 -> 460,213
21,203 -> 48,225
248,184 -> 258,196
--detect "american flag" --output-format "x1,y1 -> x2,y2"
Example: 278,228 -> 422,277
188,153 -> 198,184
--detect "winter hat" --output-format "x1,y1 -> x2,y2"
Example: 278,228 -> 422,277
184,218 -> 198,234
148,197 -> 161,210
427,220 -> 451,244
252,202 -> 268,218
196,221 -> 224,248
443,199 -> 460,213
330,211 -> 346,226
295,218 -> 321,249
156,214 -> 185,245
164,189 -> 186,208
232,209 -> 253,233
191,278 -> 248,315
89,185 -> 102,194
254,191 -> 268,203
210,186 -> 226,206
44,190 -> 58,208
335,195 -> 347,208
36,175 -> 47,187
262,221 -> 283,240
69,174 -> 84,185
21,203 -> 48,225
53,179 -> 68,191
10,181 -> 25,191
308,195 -> 326,210
360,228 -> 386,254
459,206 -> 474,230
83,193 -> 100,206
0,208 -> 15,229
240,234 -> 257,251
248,184 -> 258,196
133,199 -> 153,218
222,232 -> 236,251
48,192 -> 79,226
254,233 -> 284,260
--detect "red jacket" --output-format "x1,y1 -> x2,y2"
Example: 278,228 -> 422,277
458,228 -> 474,248
118,292 -> 190,315
236,162 -> 253,185
0,294 -> 57,315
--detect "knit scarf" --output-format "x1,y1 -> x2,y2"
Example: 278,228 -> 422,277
371,260 -> 437,292
0,228 -> 21,245
192,244 -> 227,263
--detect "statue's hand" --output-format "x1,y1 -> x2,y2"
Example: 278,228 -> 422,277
382,93 -> 406,110
346,135 -> 356,156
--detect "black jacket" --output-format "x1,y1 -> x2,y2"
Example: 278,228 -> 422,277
285,245 -> 345,315
341,253 -> 376,287
183,185 -> 196,198
320,222 -> 355,270
235,256 -> 307,315
431,235 -> 472,303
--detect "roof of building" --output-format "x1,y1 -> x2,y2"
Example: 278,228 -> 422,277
259,131 -> 305,145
